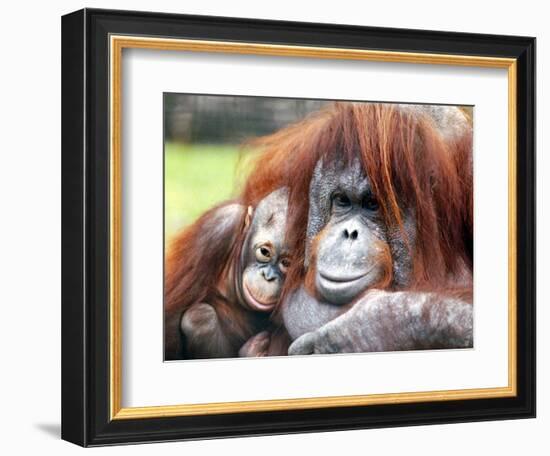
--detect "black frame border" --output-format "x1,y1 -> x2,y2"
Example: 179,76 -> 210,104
61,8 -> 535,447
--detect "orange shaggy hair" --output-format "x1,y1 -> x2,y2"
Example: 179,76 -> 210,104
239,102 -> 473,302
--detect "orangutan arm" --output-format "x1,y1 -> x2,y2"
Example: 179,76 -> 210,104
180,303 -> 237,359
288,289 -> 473,355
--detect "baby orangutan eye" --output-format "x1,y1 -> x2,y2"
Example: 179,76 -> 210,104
255,245 -> 272,262
279,257 -> 291,274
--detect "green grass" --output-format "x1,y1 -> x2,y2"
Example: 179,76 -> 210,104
165,143 -> 246,240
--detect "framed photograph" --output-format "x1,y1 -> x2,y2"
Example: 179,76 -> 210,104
61,8 -> 535,446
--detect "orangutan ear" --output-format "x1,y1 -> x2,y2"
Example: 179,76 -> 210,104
244,206 -> 254,229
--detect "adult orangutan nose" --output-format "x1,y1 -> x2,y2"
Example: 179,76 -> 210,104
343,228 -> 359,240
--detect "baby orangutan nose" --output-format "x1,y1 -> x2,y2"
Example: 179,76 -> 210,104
262,268 -> 277,282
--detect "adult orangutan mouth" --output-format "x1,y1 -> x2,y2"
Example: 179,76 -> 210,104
318,270 -> 371,284
243,283 -> 277,312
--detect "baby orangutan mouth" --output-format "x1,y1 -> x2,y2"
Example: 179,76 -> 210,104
243,281 -> 278,311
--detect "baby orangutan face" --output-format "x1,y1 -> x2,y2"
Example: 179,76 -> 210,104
239,188 -> 290,312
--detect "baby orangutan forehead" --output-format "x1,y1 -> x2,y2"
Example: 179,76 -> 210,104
249,187 -> 289,240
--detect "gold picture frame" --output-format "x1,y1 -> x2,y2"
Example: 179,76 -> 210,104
62,8 -> 535,446
110,36 -> 518,420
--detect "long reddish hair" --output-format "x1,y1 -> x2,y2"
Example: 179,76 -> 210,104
164,201 -> 249,359
238,102 -> 473,300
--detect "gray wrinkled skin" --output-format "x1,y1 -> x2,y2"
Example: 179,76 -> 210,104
306,158 -> 415,303
305,158 -> 367,264
283,286 -> 348,340
387,211 -> 416,287
310,159 -> 387,304
288,290 -> 473,355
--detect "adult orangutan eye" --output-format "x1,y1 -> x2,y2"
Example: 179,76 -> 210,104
255,246 -> 272,262
333,193 -> 351,208
362,195 -> 380,212
279,258 -> 291,274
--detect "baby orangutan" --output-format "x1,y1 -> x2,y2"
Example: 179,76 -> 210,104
164,188 -> 290,360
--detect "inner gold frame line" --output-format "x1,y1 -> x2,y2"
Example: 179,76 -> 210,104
109,35 -> 517,421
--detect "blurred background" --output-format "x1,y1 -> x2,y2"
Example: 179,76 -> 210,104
164,94 -> 328,240
164,95 -> 472,241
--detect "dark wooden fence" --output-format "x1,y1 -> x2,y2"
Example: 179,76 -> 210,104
164,94 -> 328,144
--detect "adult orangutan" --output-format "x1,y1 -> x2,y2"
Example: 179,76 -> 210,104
240,102 -> 474,355
164,188 -> 291,360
